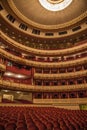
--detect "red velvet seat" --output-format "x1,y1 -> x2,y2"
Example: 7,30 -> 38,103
5,122 -> 16,130
0,124 -> 5,130
28,126 -> 38,130
16,126 -> 27,130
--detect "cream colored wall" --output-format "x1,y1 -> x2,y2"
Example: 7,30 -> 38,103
14,92 -> 32,101
0,91 -> 32,102
3,94 -> 14,101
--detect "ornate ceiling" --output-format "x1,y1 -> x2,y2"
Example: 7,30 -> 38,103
0,0 -> 87,50
9,0 -> 87,28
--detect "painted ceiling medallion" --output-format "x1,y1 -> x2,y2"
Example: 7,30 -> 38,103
39,0 -> 73,11
47,0 -> 64,4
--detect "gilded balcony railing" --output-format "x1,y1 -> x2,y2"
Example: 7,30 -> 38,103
0,79 -> 87,92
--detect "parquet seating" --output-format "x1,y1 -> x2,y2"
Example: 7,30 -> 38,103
0,106 -> 87,130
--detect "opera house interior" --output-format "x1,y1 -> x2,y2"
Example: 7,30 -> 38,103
0,0 -> 87,129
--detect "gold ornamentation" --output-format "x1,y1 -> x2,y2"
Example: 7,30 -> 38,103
1,31 -> 87,57
0,79 -> 87,92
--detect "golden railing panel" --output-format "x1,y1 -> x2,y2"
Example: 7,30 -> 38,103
34,70 -> 87,79
0,79 -> 87,92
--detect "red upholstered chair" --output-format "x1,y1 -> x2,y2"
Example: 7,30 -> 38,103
0,124 -> 5,130
5,122 -> 16,130
54,128 -> 61,130
60,126 -> 69,130
45,122 -> 53,130
27,126 -> 38,130
16,126 -> 27,130
0,119 -> 8,125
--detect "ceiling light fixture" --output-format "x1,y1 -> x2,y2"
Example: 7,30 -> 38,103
39,0 -> 73,11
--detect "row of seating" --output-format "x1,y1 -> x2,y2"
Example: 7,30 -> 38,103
0,106 -> 87,130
